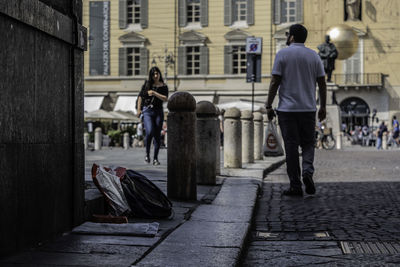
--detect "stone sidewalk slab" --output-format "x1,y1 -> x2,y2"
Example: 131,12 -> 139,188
0,148 -> 285,267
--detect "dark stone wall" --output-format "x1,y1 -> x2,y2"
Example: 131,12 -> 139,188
0,1 -> 84,256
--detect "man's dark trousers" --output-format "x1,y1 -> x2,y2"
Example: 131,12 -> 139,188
278,111 -> 316,190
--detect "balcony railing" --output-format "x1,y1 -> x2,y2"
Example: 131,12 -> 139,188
332,73 -> 384,87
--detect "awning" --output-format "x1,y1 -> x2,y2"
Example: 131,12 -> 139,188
84,109 -> 115,120
217,100 -> 263,112
193,95 -> 215,103
84,96 -> 104,112
114,96 -> 137,114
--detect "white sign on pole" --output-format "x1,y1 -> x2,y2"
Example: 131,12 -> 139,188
246,37 -> 262,55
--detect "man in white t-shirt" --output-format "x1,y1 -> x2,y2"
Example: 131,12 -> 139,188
265,24 -> 327,196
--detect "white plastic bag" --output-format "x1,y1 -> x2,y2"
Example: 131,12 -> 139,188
92,164 -> 131,216
263,121 -> 284,157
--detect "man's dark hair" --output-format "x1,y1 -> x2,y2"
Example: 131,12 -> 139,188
289,24 -> 308,43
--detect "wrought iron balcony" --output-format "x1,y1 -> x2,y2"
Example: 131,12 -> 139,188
332,73 -> 384,88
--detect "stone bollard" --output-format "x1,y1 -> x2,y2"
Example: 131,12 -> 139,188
253,112 -> 263,160
383,133 -> 388,150
167,92 -> 197,200
224,107 -> 241,168
336,132 -> 342,150
241,110 -> 254,164
196,101 -> 218,185
84,132 -> 89,150
123,132 -> 130,150
94,127 -> 102,150
215,108 -> 221,175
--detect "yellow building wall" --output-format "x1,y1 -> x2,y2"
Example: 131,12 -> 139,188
83,0 -> 400,100
83,0 -> 274,93
303,0 -> 400,89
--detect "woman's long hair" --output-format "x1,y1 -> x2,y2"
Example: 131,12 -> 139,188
146,66 -> 164,90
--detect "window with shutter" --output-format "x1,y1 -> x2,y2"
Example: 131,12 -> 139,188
224,46 -> 233,74
281,0 -> 296,23
232,45 -> 247,74
127,47 -> 141,76
224,0 -> 233,26
276,0 -> 302,24
119,0 -> 127,29
127,0 -> 141,24
187,0 -> 201,23
186,46 -> 201,75
179,0 -> 188,27
233,0 -> 247,22
200,46 -> 209,75
200,0 -> 208,27
119,47 -> 128,76
344,40 -> 362,84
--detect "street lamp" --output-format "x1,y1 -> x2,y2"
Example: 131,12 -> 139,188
151,45 -> 175,84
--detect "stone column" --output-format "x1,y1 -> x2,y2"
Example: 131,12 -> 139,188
224,107 -> 241,168
84,133 -> 89,150
336,132 -> 342,150
215,108 -> 221,175
123,132 -> 130,150
196,101 -> 218,185
167,92 -> 197,200
241,110 -> 254,164
94,127 -> 102,151
253,112 -> 263,160
383,133 -> 388,150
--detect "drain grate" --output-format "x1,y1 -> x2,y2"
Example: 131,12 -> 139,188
256,231 -> 330,240
341,241 -> 400,254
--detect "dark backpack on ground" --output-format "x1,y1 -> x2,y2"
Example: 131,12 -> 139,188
121,169 -> 172,219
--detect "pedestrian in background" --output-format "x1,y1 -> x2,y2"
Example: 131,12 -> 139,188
136,66 -> 168,165
265,24 -> 327,196
376,121 -> 388,150
392,116 -> 399,146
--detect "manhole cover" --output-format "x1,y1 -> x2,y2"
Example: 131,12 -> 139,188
341,241 -> 400,254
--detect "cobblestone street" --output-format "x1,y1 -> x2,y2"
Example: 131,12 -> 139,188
243,148 -> 400,266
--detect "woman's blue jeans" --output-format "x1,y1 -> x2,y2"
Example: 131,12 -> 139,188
142,107 -> 164,159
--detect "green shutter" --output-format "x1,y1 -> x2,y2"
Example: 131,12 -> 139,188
141,0 -> 148,28
119,47 -> 127,76
119,0 -> 127,29
179,0 -> 187,27
224,46 -> 233,74
247,0 -> 254,25
296,0 -> 303,23
140,48 -> 149,76
201,0 -> 208,27
200,46 -> 209,75
224,0 -> 232,26
273,0 -> 281,24
178,47 -> 187,75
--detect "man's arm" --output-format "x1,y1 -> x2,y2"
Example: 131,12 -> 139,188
265,75 -> 281,120
317,76 -> 327,122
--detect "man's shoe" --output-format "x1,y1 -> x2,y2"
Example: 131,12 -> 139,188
153,159 -> 160,166
303,175 -> 316,195
282,188 -> 303,196
144,156 -> 150,164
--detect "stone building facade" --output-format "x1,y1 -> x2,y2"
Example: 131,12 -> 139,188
83,0 -> 400,130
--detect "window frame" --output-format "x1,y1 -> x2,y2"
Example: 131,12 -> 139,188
186,46 -> 201,75
233,0 -> 247,23
127,0 -> 141,25
126,47 -> 141,76
232,45 -> 247,74
187,0 -> 201,24
281,0 -> 296,23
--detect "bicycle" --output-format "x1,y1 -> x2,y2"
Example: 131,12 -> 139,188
315,123 -> 336,150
